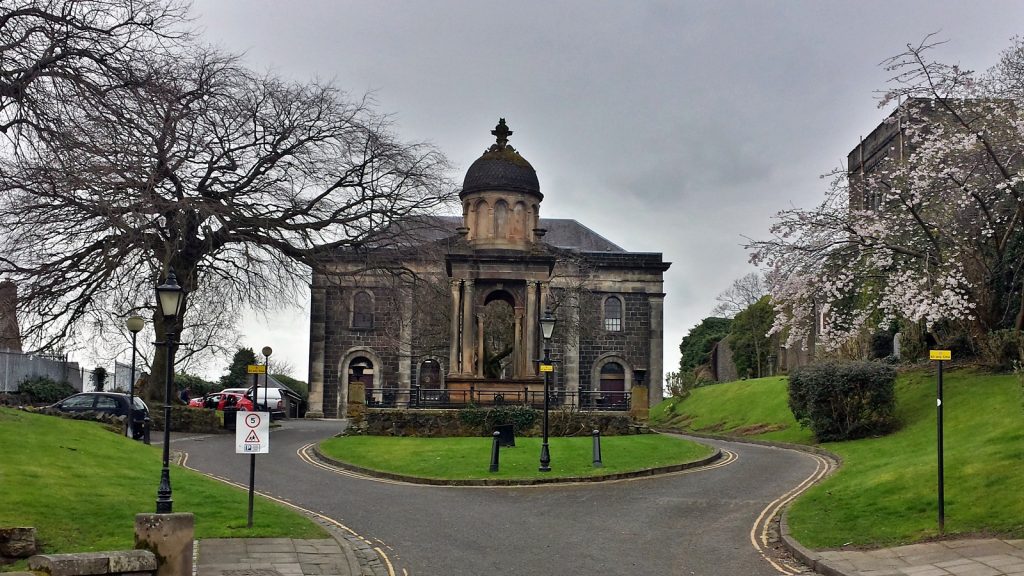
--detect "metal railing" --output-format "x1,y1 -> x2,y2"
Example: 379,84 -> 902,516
362,385 -> 631,411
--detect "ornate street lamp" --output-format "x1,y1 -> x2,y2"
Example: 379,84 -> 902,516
155,269 -> 184,514
538,308 -> 556,472
125,315 -> 145,439
261,346 -> 272,412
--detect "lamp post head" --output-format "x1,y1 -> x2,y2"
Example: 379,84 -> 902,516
126,315 -> 145,334
262,346 -> 273,358
155,269 -> 185,320
540,308 -> 556,340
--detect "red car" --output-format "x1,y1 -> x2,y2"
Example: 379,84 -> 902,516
187,392 -> 253,411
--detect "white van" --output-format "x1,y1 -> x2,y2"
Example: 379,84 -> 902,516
246,385 -> 285,419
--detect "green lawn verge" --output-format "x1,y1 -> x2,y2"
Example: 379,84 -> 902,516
0,407 -> 326,559
651,369 -> 1024,547
651,376 -> 815,444
319,433 -> 714,480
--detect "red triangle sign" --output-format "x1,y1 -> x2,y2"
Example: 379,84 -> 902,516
245,430 -> 260,443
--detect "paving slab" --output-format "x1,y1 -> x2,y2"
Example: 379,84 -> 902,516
786,538 -> 1024,576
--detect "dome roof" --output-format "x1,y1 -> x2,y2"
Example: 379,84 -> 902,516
461,119 -> 541,199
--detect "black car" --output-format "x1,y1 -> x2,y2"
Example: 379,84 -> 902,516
50,392 -> 150,439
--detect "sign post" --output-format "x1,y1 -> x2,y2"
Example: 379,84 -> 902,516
236,411 -> 270,528
929,349 -> 951,533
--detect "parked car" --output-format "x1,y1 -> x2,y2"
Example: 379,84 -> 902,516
50,392 -> 149,439
246,385 -> 286,419
216,392 -> 253,411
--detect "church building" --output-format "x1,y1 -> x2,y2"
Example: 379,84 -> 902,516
306,120 -> 670,418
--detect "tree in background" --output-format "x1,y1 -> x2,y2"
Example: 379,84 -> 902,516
0,1 -> 455,403
220,347 -> 258,389
712,272 -> 767,318
174,372 -> 218,397
678,317 -> 732,377
728,296 -> 776,379
91,367 -> 107,392
749,36 -> 1024,353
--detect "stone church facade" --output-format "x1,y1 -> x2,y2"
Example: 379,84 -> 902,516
306,120 -> 670,418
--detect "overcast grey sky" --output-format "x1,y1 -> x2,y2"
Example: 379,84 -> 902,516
184,0 -> 1024,382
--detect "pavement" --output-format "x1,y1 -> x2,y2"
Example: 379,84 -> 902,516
785,534 -> 1024,576
195,518 -> 391,576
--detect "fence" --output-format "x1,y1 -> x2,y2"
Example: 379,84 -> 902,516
0,350 -> 84,393
364,385 -> 631,412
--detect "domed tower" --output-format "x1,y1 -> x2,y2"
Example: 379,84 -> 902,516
460,119 -> 543,249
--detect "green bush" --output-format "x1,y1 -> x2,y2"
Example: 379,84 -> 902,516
788,361 -> 897,442
457,405 -> 538,434
19,376 -> 76,404
979,329 -> 1023,372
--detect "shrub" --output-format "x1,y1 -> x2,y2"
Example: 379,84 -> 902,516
19,376 -> 76,404
869,331 -> 894,359
787,361 -> 897,442
979,329 -> 1024,372
457,405 -> 538,435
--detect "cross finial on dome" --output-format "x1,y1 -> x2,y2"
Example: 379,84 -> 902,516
489,118 -> 515,151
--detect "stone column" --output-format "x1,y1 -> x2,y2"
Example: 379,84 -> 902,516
449,280 -> 461,374
526,281 -> 538,375
476,312 -> 485,378
565,292 -> 580,407
513,308 -> 524,377
461,280 -> 475,375
398,287 -> 413,405
648,293 -> 666,406
307,285 -> 326,418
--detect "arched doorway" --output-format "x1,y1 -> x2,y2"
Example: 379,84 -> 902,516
599,362 -> 626,408
481,290 -> 516,379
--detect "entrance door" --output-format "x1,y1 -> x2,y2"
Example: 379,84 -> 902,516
599,362 -> 626,408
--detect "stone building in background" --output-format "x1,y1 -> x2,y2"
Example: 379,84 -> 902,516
306,120 -> 670,418
0,281 -> 22,352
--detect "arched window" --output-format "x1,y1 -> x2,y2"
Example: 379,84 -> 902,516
352,290 -> 374,329
603,296 -> 623,332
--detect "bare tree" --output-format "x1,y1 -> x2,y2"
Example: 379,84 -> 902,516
0,37 -> 455,401
0,0 -> 188,138
712,272 -> 767,318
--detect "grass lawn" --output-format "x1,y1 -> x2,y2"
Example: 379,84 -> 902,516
0,407 -> 326,559
651,369 -> 1024,548
650,376 -> 815,444
319,433 -> 715,481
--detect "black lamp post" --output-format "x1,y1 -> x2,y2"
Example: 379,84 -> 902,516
261,346 -> 272,412
125,315 -> 145,439
155,269 -> 184,514
538,308 -> 556,472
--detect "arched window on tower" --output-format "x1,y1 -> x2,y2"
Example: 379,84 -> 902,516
352,290 -> 374,329
603,296 -> 623,332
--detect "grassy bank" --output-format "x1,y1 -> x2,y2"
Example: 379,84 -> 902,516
319,434 -> 714,481
651,369 -> 1024,547
0,407 -> 326,557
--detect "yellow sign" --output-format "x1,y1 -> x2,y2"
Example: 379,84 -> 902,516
246,364 -> 266,374
929,350 -> 952,361
539,364 -> 554,373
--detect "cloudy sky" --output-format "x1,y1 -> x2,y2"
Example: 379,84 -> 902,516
182,0 -> 1024,382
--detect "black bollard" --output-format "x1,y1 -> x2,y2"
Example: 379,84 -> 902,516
592,429 -> 603,467
489,430 -> 501,472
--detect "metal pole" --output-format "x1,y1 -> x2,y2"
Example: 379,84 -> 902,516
592,429 -> 603,467
489,431 -> 501,472
127,331 -> 137,438
247,453 -> 256,527
539,342 -> 551,472
937,359 -> 944,533
156,322 -> 175,513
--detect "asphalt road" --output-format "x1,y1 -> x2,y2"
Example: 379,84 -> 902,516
177,419 -> 825,576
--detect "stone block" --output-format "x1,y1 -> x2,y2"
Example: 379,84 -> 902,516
29,553 -> 108,576
108,550 -> 157,573
134,513 -> 193,576
0,527 -> 36,558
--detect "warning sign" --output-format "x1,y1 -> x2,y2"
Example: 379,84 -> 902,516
236,411 -> 270,454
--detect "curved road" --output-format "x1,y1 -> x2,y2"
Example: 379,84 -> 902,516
177,420 -> 827,576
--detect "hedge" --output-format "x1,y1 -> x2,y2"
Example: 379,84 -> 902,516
788,360 -> 897,442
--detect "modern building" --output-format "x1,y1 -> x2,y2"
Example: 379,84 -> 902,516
306,120 -> 670,418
